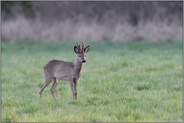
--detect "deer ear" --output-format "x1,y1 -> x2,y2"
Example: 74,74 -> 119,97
84,45 -> 90,53
74,46 -> 79,53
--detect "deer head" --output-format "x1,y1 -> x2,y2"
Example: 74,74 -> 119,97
74,42 -> 90,63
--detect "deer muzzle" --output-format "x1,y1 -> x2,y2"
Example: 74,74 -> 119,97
82,60 -> 86,63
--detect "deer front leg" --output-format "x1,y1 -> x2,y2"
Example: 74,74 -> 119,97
70,78 -> 77,100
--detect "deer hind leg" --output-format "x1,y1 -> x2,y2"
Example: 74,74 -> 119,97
50,78 -> 59,99
39,76 -> 53,98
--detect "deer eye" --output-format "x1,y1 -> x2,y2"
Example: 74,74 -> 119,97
79,55 -> 82,57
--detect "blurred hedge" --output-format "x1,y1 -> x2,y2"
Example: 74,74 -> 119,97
1,1 -> 183,42
2,1 -> 183,25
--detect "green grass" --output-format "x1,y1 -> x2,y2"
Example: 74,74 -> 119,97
2,40 -> 182,122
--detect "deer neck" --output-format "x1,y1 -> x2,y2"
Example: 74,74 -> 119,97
73,60 -> 83,77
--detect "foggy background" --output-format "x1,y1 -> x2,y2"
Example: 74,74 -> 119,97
1,1 -> 183,42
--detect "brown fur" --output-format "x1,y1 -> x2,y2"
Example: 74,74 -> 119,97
39,42 -> 90,100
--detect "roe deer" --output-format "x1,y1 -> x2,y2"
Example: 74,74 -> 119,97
39,42 -> 90,100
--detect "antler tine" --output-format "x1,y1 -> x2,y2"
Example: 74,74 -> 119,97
82,41 -> 84,51
76,41 -> 80,50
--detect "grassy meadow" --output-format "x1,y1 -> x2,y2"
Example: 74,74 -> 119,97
1,40 -> 182,122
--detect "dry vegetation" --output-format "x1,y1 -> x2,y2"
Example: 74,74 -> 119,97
1,1 -> 183,42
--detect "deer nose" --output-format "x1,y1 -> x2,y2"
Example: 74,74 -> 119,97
82,60 -> 86,63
